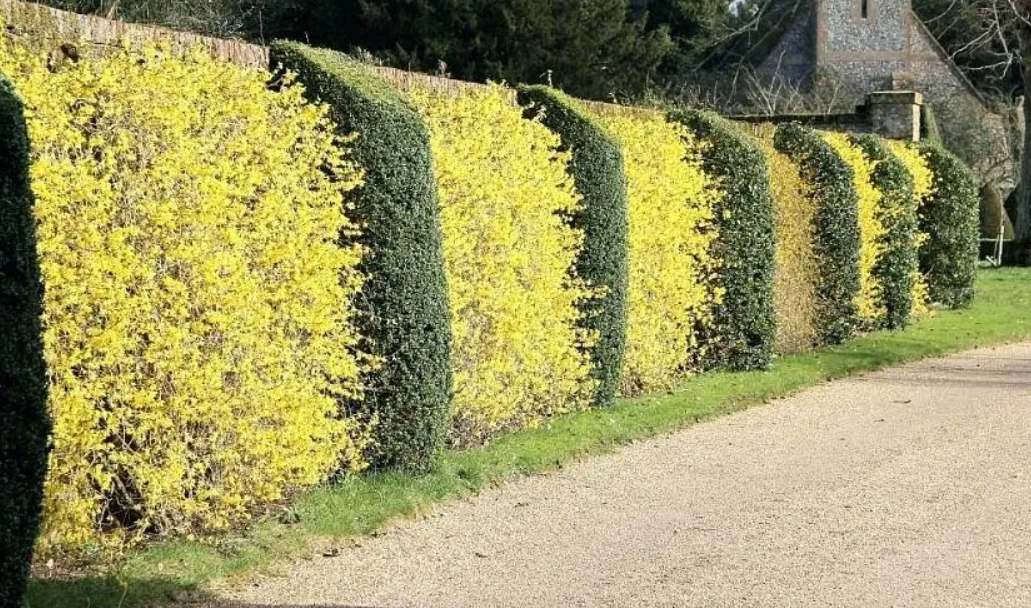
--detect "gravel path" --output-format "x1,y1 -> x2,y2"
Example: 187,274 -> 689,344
210,342 -> 1031,608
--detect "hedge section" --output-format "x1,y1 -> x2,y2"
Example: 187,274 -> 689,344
516,85 -> 629,408
919,143 -> 980,309
851,134 -> 919,330
0,73 -> 50,608
270,42 -> 451,472
775,123 -> 861,345
669,110 -> 776,371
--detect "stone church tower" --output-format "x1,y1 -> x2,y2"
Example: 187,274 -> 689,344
758,0 -> 980,108
752,0 -> 1015,185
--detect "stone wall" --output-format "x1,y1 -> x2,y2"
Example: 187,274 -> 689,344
0,0 -> 268,69
819,0 -> 908,56
730,91 -> 924,141
732,109 -> 873,135
750,0 -> 1017,187
757,5 -> 816,88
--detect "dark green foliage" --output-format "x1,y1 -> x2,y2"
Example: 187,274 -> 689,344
643,0 -> 735,75
851,134 -> 919,331
774,123 -> 861,345
516,85 -> 629,408
270,42 -> 451,472
702,0 -> 814,72
0,74 -> 50,608
303,0 -> 673,100
919,143 -> 980,308
668,109 -> 775,371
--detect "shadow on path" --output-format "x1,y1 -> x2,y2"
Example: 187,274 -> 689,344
29,576 -> 388,608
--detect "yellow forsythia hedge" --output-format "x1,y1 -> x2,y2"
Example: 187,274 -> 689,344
823,133 -> 887,326
887,141 -> 934,317
406,83 -> 596,446
0,42 -> 372,550
754,131 -> 819,354
596,111 -> 720,395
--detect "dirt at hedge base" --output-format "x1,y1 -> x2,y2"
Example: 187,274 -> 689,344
208,342 -> 1031,608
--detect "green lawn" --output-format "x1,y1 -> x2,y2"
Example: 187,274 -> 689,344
27,268 -> 1031,608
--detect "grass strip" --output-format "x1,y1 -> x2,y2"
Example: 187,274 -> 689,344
28,268 -> 1031,608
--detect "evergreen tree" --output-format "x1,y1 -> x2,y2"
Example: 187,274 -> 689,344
303,0 -> 674,99
645,0 -> 735,74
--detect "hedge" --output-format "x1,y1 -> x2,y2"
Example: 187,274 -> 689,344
0,73 -> 49,608
919,143 -> 980,308
824,132 -> 894,329
592,109 -> 720,395
6,43 -> 375,549
517,85 -> 629,408
271,42 -> 452,472
670,110 -> 776,370
851,134 -> 919,330
753,128 -> 819,354
775,123 -> 861,345
886,140 -> 935,317
404,83 -> 595,445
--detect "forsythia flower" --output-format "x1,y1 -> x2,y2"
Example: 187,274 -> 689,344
887,140 -> 934,317
595,110 -> 721,395
755,129 -> 819,353
406,83 -> 597,446
1,39 -> 371,552
824,132 -> 888,326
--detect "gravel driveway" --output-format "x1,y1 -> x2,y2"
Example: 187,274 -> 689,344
209,342 -> 1031,608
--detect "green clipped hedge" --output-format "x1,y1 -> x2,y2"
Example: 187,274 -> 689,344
669,110 -> 775,371
919,143 -> 980,308
516,85 -> 629,408
270,42 -> 451,473
851,134 -> 918,330
0,74 -> 49,608
775,123 -> 861,345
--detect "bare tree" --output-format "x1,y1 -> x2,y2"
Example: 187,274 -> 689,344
952,0 -> 1031,249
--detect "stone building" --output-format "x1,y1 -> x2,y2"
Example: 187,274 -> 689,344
738,0 -> 1017,186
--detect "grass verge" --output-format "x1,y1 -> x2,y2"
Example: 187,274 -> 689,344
28,268 -> 1031,608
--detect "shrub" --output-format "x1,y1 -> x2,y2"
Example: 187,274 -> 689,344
0,72 -> 49,608
979,183 -> 1014,240
403,82 -> 596,445
517,85 -> 629,408
775,123 -> 861,345
823,132 -> 888,327
670,110 -> 776,370
753,128 -> 819,354
593,109 -> 720,395
271,42 -> 452,471
2,41 -> 372,550
887,140 -> 934,317
918,143 -> 980,308
851,134 -> 919,330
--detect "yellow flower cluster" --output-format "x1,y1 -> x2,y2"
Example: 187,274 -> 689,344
596,111 -> 720,394
0,41 -> 371,551
887,140 -> 934,317
823,132 -> 888,325
406,84 -> 596,445
755,132 -> 819,353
